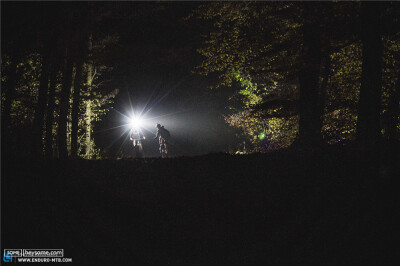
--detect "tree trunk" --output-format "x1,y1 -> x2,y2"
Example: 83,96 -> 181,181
356,2 -> 383,153
316,50 -> 331,138
387,71 -> 400,143
70,61 -> 84,158
57,49 -> 74,159
85,93 -> 92,158
386,71 -> 400,168
2,46 -> 20,146
85,33 -> 94,159
296,6 -> 323,149
32,51 -> 51,157
44,64 -> 58,158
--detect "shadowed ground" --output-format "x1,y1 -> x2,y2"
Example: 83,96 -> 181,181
2,148 -> 396,265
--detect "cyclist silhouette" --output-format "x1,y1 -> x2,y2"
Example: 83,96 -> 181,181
130,127 -> 145,158
154,123 -> 170,158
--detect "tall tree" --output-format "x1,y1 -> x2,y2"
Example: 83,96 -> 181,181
387,72 -> 400,143
194,2 -> 346,151
44,62 -> 59,158
1,2 -> 35,148
2,2 -> 119,159
31,44 -> 51,156
70,59 -> 84,158
1,46 -> 20,145
85,33 -> 94,159
296,3 -> 323,148
356,2 -> 383,153
57,48 -> 74,159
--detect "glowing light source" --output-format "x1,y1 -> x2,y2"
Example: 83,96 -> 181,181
259,132 -> 265,140
129,117 -> 143,129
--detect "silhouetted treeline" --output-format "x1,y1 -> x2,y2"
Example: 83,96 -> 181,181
2,2 -> 119,159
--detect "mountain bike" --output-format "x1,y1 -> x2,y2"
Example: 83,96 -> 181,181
159,137 -> 168,158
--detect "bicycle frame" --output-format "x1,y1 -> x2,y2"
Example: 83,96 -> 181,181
159,137 -> 168,158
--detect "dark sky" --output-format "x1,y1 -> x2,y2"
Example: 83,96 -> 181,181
90,2 -> 239,157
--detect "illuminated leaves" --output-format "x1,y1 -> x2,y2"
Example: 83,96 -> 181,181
324,34 -> 400,143
193,2 -> 303,152
195,2 -> 400,151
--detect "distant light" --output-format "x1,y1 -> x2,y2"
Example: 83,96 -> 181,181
259,132 -> 265,140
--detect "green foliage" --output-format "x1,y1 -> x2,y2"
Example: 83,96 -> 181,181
195,2 -> 301,89
194,2 -> 301,152
4,53 -> 42,127
382,34 -> 400,137
1,48 -> 118,159
1,55 -> 11,85
323,35 -> 400,144
322,109 -> 358,144
195,2 -> 400,151
77,33 -> 119,159
322,42 -> 361,144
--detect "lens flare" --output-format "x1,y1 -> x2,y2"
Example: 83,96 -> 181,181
129,117 -> 143,129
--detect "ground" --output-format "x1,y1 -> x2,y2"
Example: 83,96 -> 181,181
1,148 -> 396,265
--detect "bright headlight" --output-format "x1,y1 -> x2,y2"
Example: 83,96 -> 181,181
129,117 -> 143,129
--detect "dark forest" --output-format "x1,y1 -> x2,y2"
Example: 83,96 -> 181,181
1,1 -> 398,265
